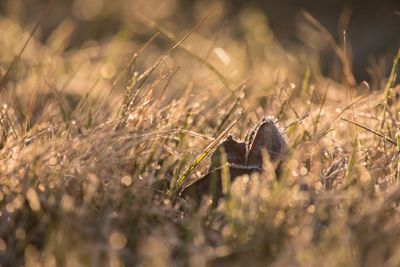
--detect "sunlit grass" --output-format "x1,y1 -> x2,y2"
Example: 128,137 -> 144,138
0,2 -> 400,266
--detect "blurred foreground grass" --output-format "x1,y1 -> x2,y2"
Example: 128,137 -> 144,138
1,1 -> 400,266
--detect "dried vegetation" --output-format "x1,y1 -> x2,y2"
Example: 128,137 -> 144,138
0,1 -> 400,266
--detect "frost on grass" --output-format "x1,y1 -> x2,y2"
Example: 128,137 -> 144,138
1,4 -> 400,267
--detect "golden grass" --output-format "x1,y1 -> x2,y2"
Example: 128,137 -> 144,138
0,2 -> 400,266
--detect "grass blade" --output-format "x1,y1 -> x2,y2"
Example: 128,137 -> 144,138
380,47 -> 400,130
0,0 -> 54,91
340,117 -> 396,146
173,112 -> 244,190
136,12 -> 236,93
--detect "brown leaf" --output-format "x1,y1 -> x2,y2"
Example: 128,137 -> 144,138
180,117 -> 288,204
246,117 -> 287,167
180,165 -> 261,203
209,135 -> 246,171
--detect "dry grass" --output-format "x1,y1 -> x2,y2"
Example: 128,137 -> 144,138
0,2 -> 400,266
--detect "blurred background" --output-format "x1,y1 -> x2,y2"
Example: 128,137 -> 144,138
0,0 -> 399,90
